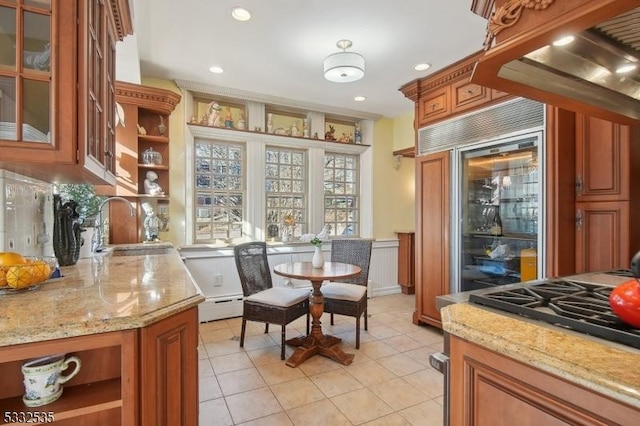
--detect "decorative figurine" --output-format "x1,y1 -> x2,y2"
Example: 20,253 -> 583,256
137,124 -> 146,135
207,102 -> 221,127
144,170 -> 164,196
354,122 -> 363,144
303,119 -> 309,138
237,110 -> 246,130
158,115 -> 167,135
223,107 -> 234,128
291,121 -> 299,137
267,113 -> 274,133
142,202 -> 161,242
324,125 -> 336,141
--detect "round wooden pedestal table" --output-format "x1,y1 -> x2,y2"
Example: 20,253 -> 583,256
273,261 -> 361,368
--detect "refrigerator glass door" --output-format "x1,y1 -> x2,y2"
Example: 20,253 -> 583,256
456,132 -> 543,292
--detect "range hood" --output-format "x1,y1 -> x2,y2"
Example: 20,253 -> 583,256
471,1 -> 640,124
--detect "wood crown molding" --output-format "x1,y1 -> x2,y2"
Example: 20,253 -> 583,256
115,81 -> 182,115
400,51 -> 483,100
485,0 -> 555,48
109,0 -> 133,39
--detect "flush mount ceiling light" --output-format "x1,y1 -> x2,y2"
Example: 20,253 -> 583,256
354,96 -> 366,102
231,7 -> 251,21
414,63 -> 431,71
209,66 -> 224,74
324,40 -> 365,83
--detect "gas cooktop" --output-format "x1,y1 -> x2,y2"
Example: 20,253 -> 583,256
469,279 -> 640,349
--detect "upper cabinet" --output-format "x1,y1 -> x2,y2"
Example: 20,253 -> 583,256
400,51 -> 512,130
0,0 -> 132,184
470,0 -> 640,125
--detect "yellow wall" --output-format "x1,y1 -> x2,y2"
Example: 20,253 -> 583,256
372,112 -> 416,239
140,78 -> 417,244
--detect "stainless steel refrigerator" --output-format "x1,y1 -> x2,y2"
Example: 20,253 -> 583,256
452,130 -> 544,292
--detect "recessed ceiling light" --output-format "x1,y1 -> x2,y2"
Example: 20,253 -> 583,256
231,7 -> 251,21
414,63 -> 431,71
209,66 -> 224,74
354,96 -> 366,102
552,35 -> 575,46
616,63 -> 637,74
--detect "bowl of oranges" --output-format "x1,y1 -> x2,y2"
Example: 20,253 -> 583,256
0,252 -> 58,294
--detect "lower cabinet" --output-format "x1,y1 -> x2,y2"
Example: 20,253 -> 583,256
449,335 -> 638,425
140,307 -> 199,426
0,307 -> 198,425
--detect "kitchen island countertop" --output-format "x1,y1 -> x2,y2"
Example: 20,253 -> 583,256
0,245 -> 204,347
441,302 -> 640,409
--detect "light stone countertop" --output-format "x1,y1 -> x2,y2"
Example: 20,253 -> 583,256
0,245 -> 204,347
441,303 -> 640,409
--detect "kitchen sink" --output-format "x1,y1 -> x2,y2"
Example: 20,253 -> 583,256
103,244 -> 175,257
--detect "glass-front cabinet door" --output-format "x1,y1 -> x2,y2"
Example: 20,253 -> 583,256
0,0 -> 52,143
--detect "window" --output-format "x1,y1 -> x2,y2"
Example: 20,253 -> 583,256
324,153 -> 359,236
265,147 -> 307,239
194,140 -> 245,242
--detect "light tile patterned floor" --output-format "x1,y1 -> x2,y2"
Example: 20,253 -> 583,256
198,293 -> 445,426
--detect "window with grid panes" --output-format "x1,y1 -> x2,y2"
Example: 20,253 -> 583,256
194,140 -> 245,242
324,153 -> 359,236
265,147 -> 307,239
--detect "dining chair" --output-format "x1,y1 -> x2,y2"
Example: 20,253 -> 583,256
322,239 -> 372,349
233,241 -> 310,360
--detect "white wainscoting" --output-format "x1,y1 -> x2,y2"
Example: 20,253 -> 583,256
180,239 -> 400,322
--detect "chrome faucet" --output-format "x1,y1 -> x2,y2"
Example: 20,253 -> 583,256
91,196 -> 135,253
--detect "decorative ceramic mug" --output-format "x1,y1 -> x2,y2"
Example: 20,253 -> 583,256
22,354 -> 82,407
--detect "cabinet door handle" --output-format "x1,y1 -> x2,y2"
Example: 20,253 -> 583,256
576,209 -> 583,230
105,150 -> 113,158
576,175 -> 583,196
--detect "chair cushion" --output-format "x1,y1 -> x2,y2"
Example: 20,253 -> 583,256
321,282 -> 367,302
246,287 -> 310,307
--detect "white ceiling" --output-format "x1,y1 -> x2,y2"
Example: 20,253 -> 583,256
131,0 -> 488,119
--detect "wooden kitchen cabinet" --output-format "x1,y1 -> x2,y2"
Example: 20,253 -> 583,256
140,307 -> 199,426
449,335 -> 638,425
400,51 -> 513,129
0,0 -> 132,185
575,201 -> 630,272
573,115 -> 640,272
0,307 -> 198,426
414,151 -> 450,328
0,331 -> 138,425
397,232 -> 415,294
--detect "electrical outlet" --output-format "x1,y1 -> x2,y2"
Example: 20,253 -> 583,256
213,274 -> 223,287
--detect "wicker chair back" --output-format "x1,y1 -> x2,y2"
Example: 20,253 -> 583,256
234,241 -> 273,296
330,239 -> 372,285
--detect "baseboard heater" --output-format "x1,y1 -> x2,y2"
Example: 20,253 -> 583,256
198,295 -> 244,323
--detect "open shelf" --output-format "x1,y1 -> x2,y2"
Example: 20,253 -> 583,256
0,379 -> 121,424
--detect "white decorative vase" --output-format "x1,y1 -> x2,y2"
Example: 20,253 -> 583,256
267,113 -> 274,133
312,246 -> 324,268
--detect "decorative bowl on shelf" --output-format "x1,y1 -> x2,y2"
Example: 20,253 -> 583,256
0,256 -> 58,294
142,147 -> 163,165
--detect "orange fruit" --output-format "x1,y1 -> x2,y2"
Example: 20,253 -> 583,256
0,252 -> 27,266
6,265 -> 35,288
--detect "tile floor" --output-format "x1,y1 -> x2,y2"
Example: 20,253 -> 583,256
197,293 -> 445,425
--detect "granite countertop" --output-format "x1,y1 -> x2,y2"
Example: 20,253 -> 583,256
441,303 -> 640,409
0,244 -> 204,347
